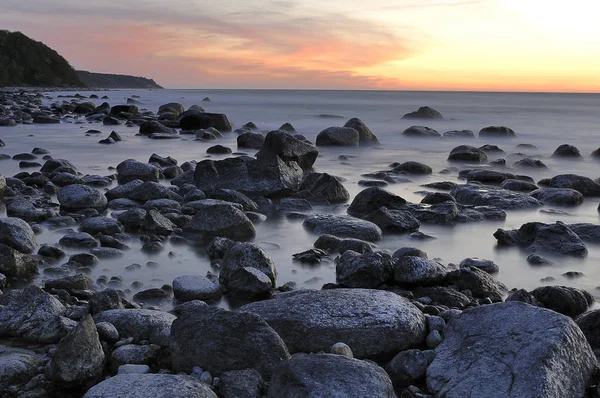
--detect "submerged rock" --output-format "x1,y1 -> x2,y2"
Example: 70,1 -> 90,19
448,145 -> 488,162
0,217 -> 36,253
478,126 -> 516,138
57,184 -> 107,210
184,204 -> 256,241
343,117 -> 379,146
93,309 -> 175,346
494,222 -> 588,257
530,188 -> 584,206
257,129 -> 318,169
451,184 -> 542,210
316,127 -> 360,147
303,214 -> 382,241
401,126 -> 441,138
547,174 -> 600,196
401,106 -> 443,120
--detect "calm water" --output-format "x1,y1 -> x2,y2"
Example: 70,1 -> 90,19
2,89 -> 600,306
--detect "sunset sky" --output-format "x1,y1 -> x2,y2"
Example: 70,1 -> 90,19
2,0 -> 599,92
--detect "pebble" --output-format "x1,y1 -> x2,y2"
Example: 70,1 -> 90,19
330,342 -> 354,358
118,364 -> 150,374
426,330 -> 443,349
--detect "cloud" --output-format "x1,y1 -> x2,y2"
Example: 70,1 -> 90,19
0,0 -> 417,88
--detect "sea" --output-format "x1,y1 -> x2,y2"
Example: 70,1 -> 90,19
2,89 -> 600,308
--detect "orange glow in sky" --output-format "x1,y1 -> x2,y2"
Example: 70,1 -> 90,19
2,0 -> 599,92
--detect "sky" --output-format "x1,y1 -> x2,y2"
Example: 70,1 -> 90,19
2,0 -> 600,92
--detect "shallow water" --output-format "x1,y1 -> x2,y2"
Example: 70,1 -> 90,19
2,89 -> 600,307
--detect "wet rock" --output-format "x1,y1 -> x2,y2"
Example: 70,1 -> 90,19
500,179 -> 539,192
96,322 -> 119,343
116,159 -> 160,184
412,286 -> 471,309
110,343 -> 161,372
227,267 -> 273,296
530,188 -> 584,206
402,106 -> 443,120
170,301 -> 290,378
237,131 -> 265,149
444,267 -> 505,301
45,274 -> 93,291
80,216 -> 122,235
58,184 -> 107,210
394,256 -> 447,286
316,127 -> 360,147
218,369 -> 263,398
206,144 -> 232,154
505,289 -> 539,306
478,125 -> 516,138
83,374 -> 217,398
393,247 -> 428,259
459,257 -> 499,274
392,161 -> 432,175
268,353 -> 394,397
257,129 -> 318,169
347,187 -> 406,218
0,243 -> 39,279
448,145 -> 488,162
59,232 -> 98,249
33,115 -> 60,124
426,301 -> 596,398
220,243 -> 276,287
206,188 -> 258,211
526,253 -> 554,266
173,275 -> 221,301
194,155 -> 303,198
530,286 -> 593,317
343,117 -> 379,146
547,174 -> 600,196
46,315 -> 104,387
386,349 -> 433,388
0,217 -> 36,253
552,144 -> 582,158
93,309 -> 175,346
206,237 -> 236,261
299,172 -> 350,203
514,158 -> 547,168
241,289 -> 426,359
363,207 -> 420,234
575,309 -> 600,349
90,289 -> 124,314
451,183 -> 542,209
40,158 -> 76,173
139,121 -> 177,136
184,204 -> 256,241
335,251 -> 393,288
568,223 -> 600,243
494,222 -> 588,257
0,350 -> 44,391
443,129 -> 474,138
401,125 -> 441,138
303,214 -> 382,241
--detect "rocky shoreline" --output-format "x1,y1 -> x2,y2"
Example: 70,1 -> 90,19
0,90 -> 600,397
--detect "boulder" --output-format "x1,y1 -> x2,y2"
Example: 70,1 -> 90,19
46,315 -> 104,387
241,289 -> 426,360
547,174 -> 600,196
93,309 -> 175,346
530,188 -> 584,206
401,125 -> 440,138
568,223 -> 600,243
386,349 -> 433,387
451,184 -> 542,210
552,144 -> 582,158
394,256 -> 447,286
500,179 -> 539,192
218,369 -> 263,398
267,353 -> 394,397
316,127 -> 360,147
183,204 -> 256,241
0,350 -> 44,391
158,102 -> 185,115
80,216 -> 122,235
116,159 -> 160,184
459,257 -> 499,274
84,374 -> 217,398
494,222 -> 588,257
219,242 -> 276,287
443,129 -> 474,138
363,207 -> 420,233
444,267 -> 505,300
0,244 -> 38,279
576,309 -> 600,349
172,275 -> 221,301
303,214 -> 382,241
299,172 -> 350,203
448,145 -> 488,162
347,187 -> 406,218
402,106 -> 443,120
479,126 -> 516,137
257,130 -> 318,169
426,302 -> 597,398
335,251 -> 393,288
194,155 -> 303,198
170,301 -> 290,378
391,161 -> 433,175
139,121 -> 177,136
0,217 -> 36,253
57,184 -> 107,210
343,117 -> 379,146
530,286 -> 593,317
237,132 -> 265,149
109,105 -> 138,118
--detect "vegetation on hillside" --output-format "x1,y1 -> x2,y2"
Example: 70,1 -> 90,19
77,71 -> 163,89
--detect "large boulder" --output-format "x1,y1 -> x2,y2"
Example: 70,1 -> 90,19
93,309 -> 175,346
494,222 -> 588,257
183,204 -> 256,241
530,188 -> 584,206
451,184 -> 542,210
335,251 -> 393,288
57,184 -> 107,210
401,126 -> 440,138
0,217 -> 36,253
552,144 -> 582,158
46,315 -> 104,387
267,353 -> 394,397
303,214 -> 382,241
219,243 -> 276,287
347,187 -> 407,218
402,106 -> 443,120
84,374 -> 217,398
316,127 -> 360,147
170,302 -> 290,378
0,243 -> 38,280
394,256 -> 447,286
139,121 -> 177,136
0,350 -> 44,391
299,172 -> 350,203
116,159 -> 160,184
194,155 -> 303,198
576,309 -> 600,349
448,145 -> 488,162
547,174 -> 600,196
343,117 -> 379,146
241,289 -> 426,360
363,207 -> 420,233
530,286 -> 593,317
426,302 -> 597,398
257,130 -> 318,170
478,126 -> 516,137
179,110 -> 232,131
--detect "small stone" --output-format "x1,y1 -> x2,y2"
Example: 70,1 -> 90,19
118,364 -> 150,374
426,330 -> 443,349
330,342 -> 354,358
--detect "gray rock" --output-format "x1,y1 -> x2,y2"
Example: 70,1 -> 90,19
299,172 -> 350,203
93,309 -> 175,346
426,302 -> 596,398
530,188 -> 584,206
347,187 -> 407,218
170,301 -> 290,378
227,267 -> 273,296
206,237 -> 236,260
448,145 -> 488,162
173,275 -> 221,301
335,251 -> 393,288
194,155 -> 303,198
444,267 -> 506,301
500,179 -> 539,192
0,217 -> 36,253
46,315 -> 104,387
117,364 -> 150,374
57,184 -> 107,210
237,131 -> 265,149
84,374 -> 218,398
363,207 -> 420,234
59,232 -> 98,248
401,125 -> 441,138
116,159 -> 160,184
96,321 -> 119,343
80,216 -> 122,235
267,353 -> 394,397
394,256 -> 447,286
220,243 -> 276,287
257,129 -> 319,169
494,222 -> 588,257
386,349 -> 433,387
479,125 -> 516,137
413,286 -> 471,309
530,285 -> 593,317
330,342 -> 354,358
303,214 -> 382,241
552,144 -> 582,158
402,106 -> 443,120
316,127 -> 360,147
547,174 -> 600,196
514,158 -> 547,168
451,183 -> 543,209
45,274 -> 93,290
218,369 -> 263,398
459,257 -> 499,274
392,161 -> 433,175
444,129 -> 474,138
344,117 -> 379,146
568,223 -> 600,243
241,289 -> 426,359
0,350 -> 44,391
0,175 -> 5,199
184,204 -> 256,241
90,289 -> 124,314
110,343 -> 161,371
576,309 -> 600,349
0,243 -> 38,279
466,169 -> 515,184
139,121 -> 177,136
